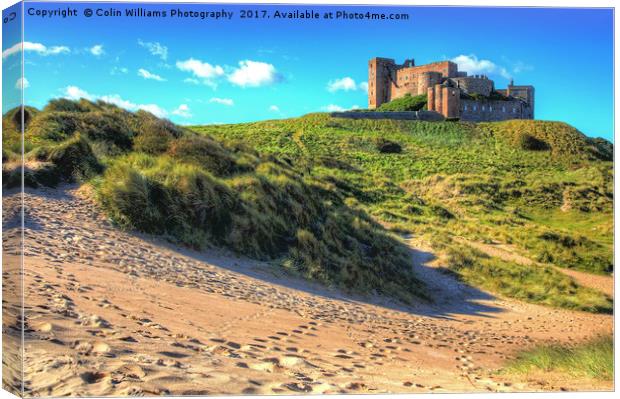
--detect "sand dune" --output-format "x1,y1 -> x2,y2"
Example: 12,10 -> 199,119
1,185 -> 613,395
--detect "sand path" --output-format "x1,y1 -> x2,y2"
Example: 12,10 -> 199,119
2,185 -> 613,395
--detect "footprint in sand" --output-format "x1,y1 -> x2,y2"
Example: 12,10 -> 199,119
36,322 -> 54,333
92,342 -> 111,355
80,371 -> 110,384
116,364 -> 146,380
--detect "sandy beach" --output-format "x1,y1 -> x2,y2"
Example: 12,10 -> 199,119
2,185 -> 613,396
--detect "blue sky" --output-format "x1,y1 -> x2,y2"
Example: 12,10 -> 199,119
2,3 -> 614,140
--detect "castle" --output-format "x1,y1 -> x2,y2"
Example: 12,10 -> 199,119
368,57 -> 534,121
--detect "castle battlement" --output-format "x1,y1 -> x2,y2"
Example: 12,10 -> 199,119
368,57 -> 534,121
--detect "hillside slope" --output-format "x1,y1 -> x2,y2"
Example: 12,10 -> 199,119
193,114 -> 613,312
2,101 -> 613,312
2,101 -> 423,303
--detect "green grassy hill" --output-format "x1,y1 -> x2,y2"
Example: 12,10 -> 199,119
2,101 -> 613,312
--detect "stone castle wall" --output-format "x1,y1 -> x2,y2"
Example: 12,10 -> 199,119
451,76 -> 494,96
390,71 -> 442,98
459,99 -> 532,122
369,59 -> 458,108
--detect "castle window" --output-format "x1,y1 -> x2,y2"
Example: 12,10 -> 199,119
489,106 -> 493,112
473,105 -> 477,111
464,105 -> 468,111
482,105 -> 486,111
502,106 -> 506,112
512,108 -> 516,113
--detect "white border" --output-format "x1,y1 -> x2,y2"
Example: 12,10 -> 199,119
0,1 -> 616,399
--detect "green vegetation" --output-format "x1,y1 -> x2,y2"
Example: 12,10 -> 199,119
193,114 -> 613,313
375,94 -> 427,112
461,90 -> 512,102
2,101 -> 613,312
505,335 -> 613,380
2,100 -> 424,303
438,240 -> 611,313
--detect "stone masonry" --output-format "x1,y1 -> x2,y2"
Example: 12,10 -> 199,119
368,57 -> 534,121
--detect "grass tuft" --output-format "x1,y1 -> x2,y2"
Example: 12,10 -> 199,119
505,335 -> 613,380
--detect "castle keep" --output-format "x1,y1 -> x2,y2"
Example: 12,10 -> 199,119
368,57 -> 534,121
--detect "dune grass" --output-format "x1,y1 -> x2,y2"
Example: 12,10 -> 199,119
436,239 -> 612,313
193,113 -> 613,312
505,335 -> 613,380
2,101 -> 613,310
2,100 -> 426,303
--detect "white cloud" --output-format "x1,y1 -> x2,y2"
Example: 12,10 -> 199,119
327,77 -> 368,93
176,58 -> 225,87
183,78 -> 200,85
63,86 -> 168,118
138,68 -> 166,81
2,41 -> 70,58
451,54 -> 511,79
269,105 -> 280,112
322,104 -> 345,112
64,85 -> 92,100
321,104 -> 359,112
90,44 -> 104,56
228,60 -> 279,88
138,39 -> 168,60
327,77 -> 356,92
172,104 -> 192,118
3,43 -> 24,58
15,77 -> 29,89
209,97 -> 234,106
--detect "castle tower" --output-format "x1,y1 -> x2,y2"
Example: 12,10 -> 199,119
427,84 -> 460,119
507,82 -> 535,118
368,58 -> 395,109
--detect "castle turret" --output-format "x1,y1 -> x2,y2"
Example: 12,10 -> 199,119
507,81 -> 535,118
427,83 -> 460,119
368,58 -> 395,109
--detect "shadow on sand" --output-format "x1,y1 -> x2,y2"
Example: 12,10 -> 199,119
153,230 -> 505,321
16,186 -> 506,321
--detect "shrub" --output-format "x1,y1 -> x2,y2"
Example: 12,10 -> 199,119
79,111 -> 134,150
134,110 -> 185,139
376,94 -> 427,112
11,106 -> 34,130
44,98 -> 89,113
27,112 -> 80,142
167,135 -> 244,176
586,137 -> 613,161
47,134 -> 102,181
518,132 -> 550,151
375,138 -> 402,154
430,204 -> 454,219
98,152 -> 425,302
134,126 -> 173,154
